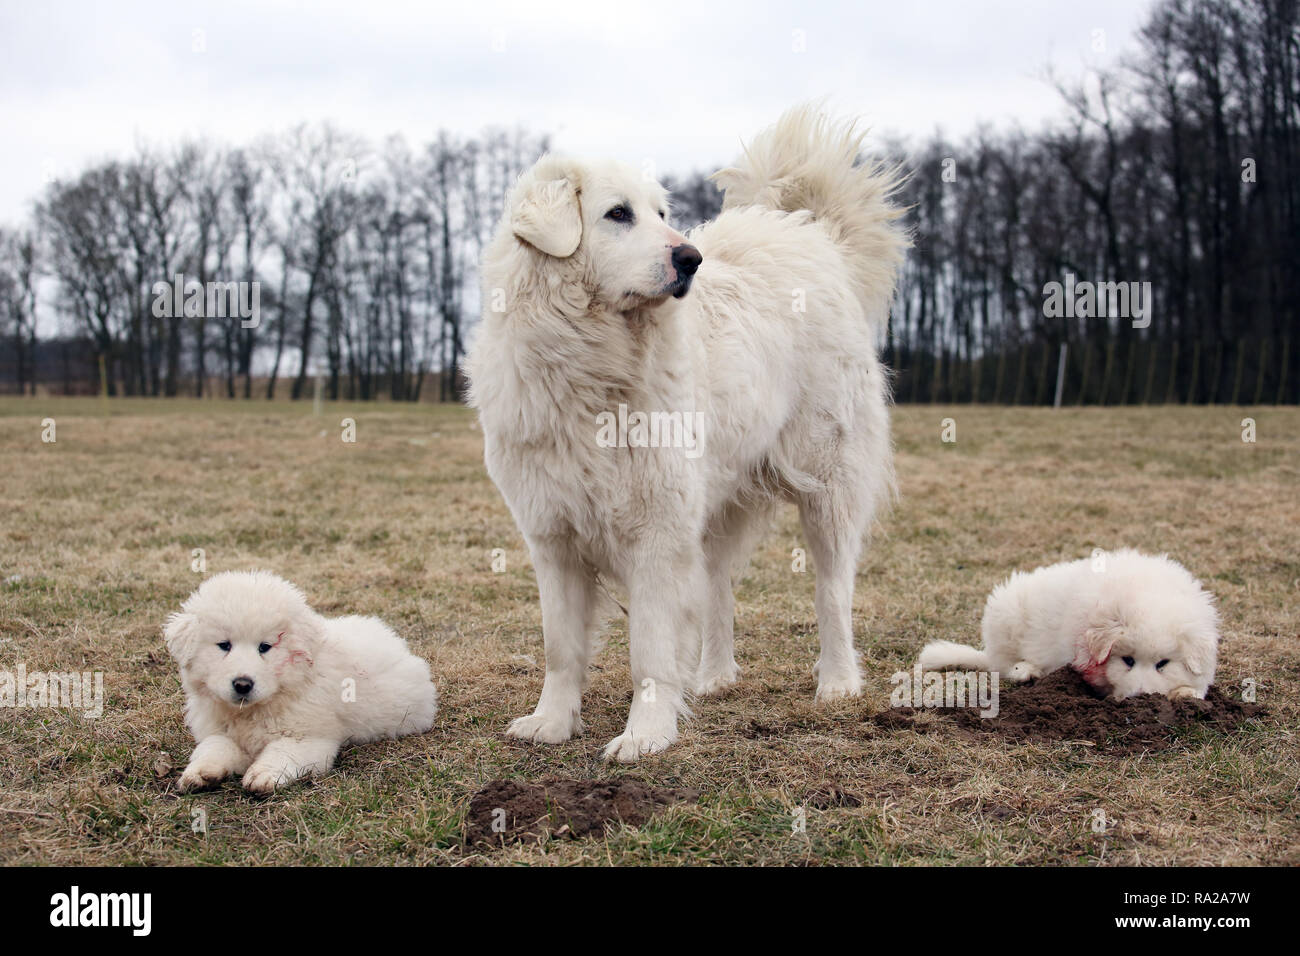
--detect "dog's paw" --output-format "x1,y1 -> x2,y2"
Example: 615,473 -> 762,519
506,711 -> 582,744
1167,685 -> 1201,700
814,673 -> 862,702
694,662 -> 741,697
1008,661 -> 1042,682
241,765 -> 292,794
602,729 -> 676,763
177,762 -> 230,792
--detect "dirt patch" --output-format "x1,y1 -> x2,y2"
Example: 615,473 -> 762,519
464,777 -> 701,847
869,668 -> 1265,754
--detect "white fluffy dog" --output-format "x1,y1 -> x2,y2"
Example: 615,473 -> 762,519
467,106 -> 906,760
165,571 -> 438,792
918,549 -> 1220,700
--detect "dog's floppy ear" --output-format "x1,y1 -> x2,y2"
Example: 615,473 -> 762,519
1072,601 -> 1126,671
163,612 -> 199,663
1178,623 -> 1218,677
512,176 -> 582,258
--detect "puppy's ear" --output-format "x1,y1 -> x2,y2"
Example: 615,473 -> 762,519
512,176 -> 582,258
1178,625 -> 1218,677
163,612 -> 199,663
1073,602 -> 1125,671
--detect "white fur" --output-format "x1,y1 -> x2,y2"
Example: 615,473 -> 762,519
917,549 -> 1220,700
165,571 -> 438,792
467,105 -> 906,761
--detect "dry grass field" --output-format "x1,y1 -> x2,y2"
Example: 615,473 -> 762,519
1,397 -> 1296,865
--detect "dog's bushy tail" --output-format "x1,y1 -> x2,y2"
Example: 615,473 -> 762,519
712,103 -> 909,326
917,640 -> 992,672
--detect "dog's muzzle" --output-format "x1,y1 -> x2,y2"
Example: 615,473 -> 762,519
670,243 -> 702,298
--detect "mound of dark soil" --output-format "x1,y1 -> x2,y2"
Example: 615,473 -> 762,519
869,668 -> 1264,755
464,777 -> 700,847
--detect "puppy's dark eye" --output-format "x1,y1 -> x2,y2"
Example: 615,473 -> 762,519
658,210 -> 666,220
1121,656 -> 1136,668
258,642 -> 273,654
605,204 -> 632,223
1156,659 -> 1170,671
217,641 -> 232,653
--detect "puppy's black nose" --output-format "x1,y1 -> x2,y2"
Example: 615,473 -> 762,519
672,244 -> 702,277
232,677 -> 254,697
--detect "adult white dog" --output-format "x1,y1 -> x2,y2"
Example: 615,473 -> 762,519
467,106 -> 906,760
165,571 -> 438,792
918,549 -> 1220,699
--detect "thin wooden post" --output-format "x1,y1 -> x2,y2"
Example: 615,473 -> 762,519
1053,343 -> 1068,408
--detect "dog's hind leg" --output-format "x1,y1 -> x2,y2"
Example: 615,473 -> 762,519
696,502 -> 769,696
507,535 -> 597,745
799,491 -> 865,700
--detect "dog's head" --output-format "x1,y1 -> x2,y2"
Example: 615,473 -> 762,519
1071,559 -> 1219,700
506,154 -> 702,312
164,571 -> 322,709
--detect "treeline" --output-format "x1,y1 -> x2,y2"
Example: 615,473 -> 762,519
2,126 -> 556,400
887,0 -> 1300,403
2,0 -> 1297,404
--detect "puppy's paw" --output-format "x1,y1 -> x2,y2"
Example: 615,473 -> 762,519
506,711 -> 582,744
602,729 -> 675,763
694,662 -> 741,697
1167,685 -> 1201,700
1008,661 -> 1042,682
177,762 -> 230,792
241,765 -> 293,794
814,673 -> 862,702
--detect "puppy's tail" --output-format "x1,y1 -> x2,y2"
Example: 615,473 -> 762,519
917,640 -> 992,673
712,103 -> 909,326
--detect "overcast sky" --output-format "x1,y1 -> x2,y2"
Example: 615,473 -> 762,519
0,0 -> 1153,225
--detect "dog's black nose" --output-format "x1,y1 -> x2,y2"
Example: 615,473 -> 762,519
232,677 -> 254,697
672,244 -> 702,277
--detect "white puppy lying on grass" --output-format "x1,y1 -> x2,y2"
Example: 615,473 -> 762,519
165,571 -> 438,793
918,549 -> 1219,700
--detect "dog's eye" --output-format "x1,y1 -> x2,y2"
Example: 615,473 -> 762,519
258,642 -> 273,655
1121,656 -> 1136,668
1156,659 -> 1170,671
658,210 -> 666,220
604,204 -> 632,223
217,641 -> 232,653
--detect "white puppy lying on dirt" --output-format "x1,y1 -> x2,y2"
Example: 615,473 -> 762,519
165,571 -> 438,793
918,549 -> 1219,700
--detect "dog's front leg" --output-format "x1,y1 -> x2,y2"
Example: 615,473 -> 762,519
603,550 -> 696,762
178,734 -> 250,791
507,535 -> 595,744
241,737 -> 341,794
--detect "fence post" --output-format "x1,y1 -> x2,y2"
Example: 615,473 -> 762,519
1053,343 -> 1068,408
1186,341 -> 1201,404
